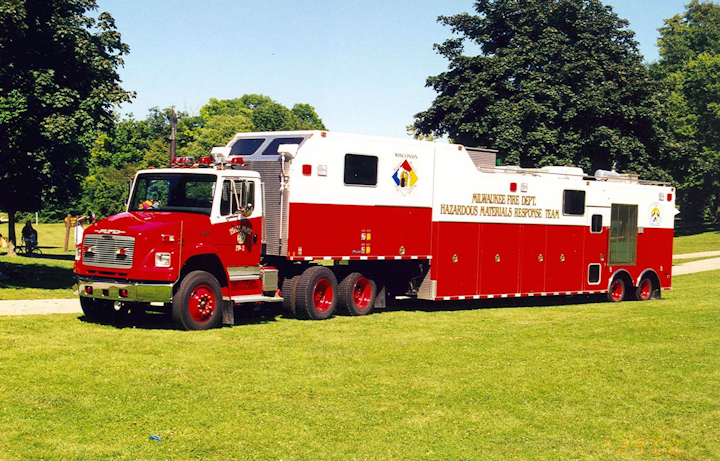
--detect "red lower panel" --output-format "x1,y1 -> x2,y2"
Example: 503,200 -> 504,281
287,203 -> 432,259
432,222 -> 673,298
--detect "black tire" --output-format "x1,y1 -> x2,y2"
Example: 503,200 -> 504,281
635,277 -> 655,301
281,276 -> 299,314
338,272 -> 377,316
172,270 -> 223,330
295,266 -> 338,320
607,277 -> 626,303
80,297 -> 115,322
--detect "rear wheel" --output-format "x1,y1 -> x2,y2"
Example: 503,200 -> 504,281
607,278 -> 626,303
281,276 -> 299,314
295,267 -> 338,320
635,277 -> 655,301
172,271 -> 223,330
339,272 -> 376,316
80,297 -> 115,322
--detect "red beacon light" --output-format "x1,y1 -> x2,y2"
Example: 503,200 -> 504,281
229,157 -> 246,167
198,156 -> 213,166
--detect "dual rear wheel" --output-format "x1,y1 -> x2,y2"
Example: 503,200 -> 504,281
284,267 -> 377,320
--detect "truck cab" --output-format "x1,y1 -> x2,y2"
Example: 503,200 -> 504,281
74,167 -> 277,330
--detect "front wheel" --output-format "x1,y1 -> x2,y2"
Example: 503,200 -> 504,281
172,271 -> 223,330
295,267 -> 338,320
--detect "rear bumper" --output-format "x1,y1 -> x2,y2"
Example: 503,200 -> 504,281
75,277 -> 174,303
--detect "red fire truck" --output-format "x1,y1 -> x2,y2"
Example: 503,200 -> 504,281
74,130 -> 677,330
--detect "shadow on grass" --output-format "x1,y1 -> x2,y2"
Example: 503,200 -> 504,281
76,293 -> 626,331
674,221 -> 720,237
78,302 -> 286,330
0,262 -> 74,290
12,248 -> 74,261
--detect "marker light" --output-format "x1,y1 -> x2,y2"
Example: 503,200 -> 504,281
510,182 -> 517,192
667,193 -> 673,202
303,165 -> 312,176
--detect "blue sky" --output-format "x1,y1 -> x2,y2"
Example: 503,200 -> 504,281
96,0 -> 690,139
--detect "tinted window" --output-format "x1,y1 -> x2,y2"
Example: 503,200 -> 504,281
229,138 -> 265,156
344,154 -> 378,186
563,190 -> 586,216
591,214 -> 603,233
262,137 -> 305,155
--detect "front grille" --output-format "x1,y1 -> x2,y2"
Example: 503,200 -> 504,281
83,235 -> 135,269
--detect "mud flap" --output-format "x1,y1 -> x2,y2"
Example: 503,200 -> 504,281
374,286 -> 386,309
222,300 -> 234,325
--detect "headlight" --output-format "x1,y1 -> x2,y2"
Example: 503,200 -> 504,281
155,252 -> 171,267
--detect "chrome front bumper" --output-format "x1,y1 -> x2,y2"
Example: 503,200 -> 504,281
75,277 -> 174,303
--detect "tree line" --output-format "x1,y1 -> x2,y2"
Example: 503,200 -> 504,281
1,0 -> 719,245
415,0 -> 720,222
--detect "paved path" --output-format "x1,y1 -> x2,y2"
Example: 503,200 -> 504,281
0,298 -> 82,316
1,252 -> 719,316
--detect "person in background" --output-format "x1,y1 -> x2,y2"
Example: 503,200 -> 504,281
0,235 -> 8,280
22,221 -> 38,250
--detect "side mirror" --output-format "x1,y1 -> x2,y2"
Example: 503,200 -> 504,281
241,181 -> 255,217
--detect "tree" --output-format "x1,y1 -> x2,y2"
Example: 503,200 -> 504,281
652,1 -> 720,221
76,97 -> 327,219
0,0 -> 132,245
177,95 -> 326,157
414,0 -> 668,179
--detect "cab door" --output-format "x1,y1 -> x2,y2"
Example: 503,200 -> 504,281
213,177 -> 262,270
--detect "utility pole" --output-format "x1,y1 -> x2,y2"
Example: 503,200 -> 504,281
169,109 -> 178,165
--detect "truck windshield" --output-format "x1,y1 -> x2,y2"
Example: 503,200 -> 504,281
130,173 -> 216,215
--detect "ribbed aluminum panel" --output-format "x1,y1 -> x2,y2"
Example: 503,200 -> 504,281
466,147 -> 498,171
244,159 -> 289,256
83,235 -> 135,269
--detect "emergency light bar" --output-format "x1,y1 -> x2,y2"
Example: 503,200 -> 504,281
171,157 -> 195,167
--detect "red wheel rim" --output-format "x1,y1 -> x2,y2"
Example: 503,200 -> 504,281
638,279 -> 652,300
352,277 -> 372,310
610,280 -> 624,302
189,284 -> 216,322
312,279 -> 334,312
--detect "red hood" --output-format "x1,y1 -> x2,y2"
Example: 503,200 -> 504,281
85,211 -> 209,237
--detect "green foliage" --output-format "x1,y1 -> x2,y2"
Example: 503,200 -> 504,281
177,95 -> 326,157
79,96 -> 326,219
652,1 -> 720,222
0,0 -> 133,241
415,0 -> 668,178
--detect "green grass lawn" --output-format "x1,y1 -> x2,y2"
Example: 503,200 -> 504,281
0,222 -> 75,300
673,226 -> 720,254
0,271 -> 718,460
